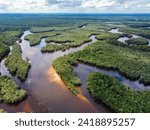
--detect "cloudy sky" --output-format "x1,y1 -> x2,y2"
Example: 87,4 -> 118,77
0,0 -> 150,13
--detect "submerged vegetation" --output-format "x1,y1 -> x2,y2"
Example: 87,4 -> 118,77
88,72 -> 150,113
5,44 -> 31,81
0,76 -> 26,104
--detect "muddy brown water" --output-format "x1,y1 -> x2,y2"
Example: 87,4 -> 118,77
0,31 -> 112,113
0,29 -> 149,113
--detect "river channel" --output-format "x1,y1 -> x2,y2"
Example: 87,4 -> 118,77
0,28 -> 150,113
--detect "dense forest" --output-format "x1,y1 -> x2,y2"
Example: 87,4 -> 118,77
88,72 -> 150,113
24,31 -> 59,46
0,76 -> 27,104
0,44 -> 9,62
53,39 -> 150,92
0,14 -> 150,113
0,31 -> 21,61
5,44 -> 31,81
126,38 -> 149,45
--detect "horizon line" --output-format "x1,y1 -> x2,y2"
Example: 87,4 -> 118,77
0,12 -> 150,14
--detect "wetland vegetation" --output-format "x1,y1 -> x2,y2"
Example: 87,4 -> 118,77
5,44 -> 31,81
0,76 -> 26,104
119,27 -> 150,39
88,72 -> 150,113
53,40 -> 150,94
126,38 -> 149,45
24,31 -> 59,46
0,14 -> 150,113
0,31 -> 21,61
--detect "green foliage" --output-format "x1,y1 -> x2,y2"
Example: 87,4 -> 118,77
126,38 -> 149,45
0,76 -> 26,104
88,72 -> 150,113
0,31 -> 21,46
0,31 -> 21,61
53,40 -> 150,95
5,44 -> 31,81
74,41 -> 150,85
121,33 -> 133,38
98,25 -> 114,31
24,32 -> 59,46
119,27 -> 150,39
53,56 -> 81,94
126,22 -> 150,29
0,14 -> 87,32
109,40 -> 150,52
42,27 -> 102,53
31,26 -> 73,33
0,44 -> 10,61
45,29 -> 92,46
41,44 -> 70,53
130,45 -> 150,52
96,31 -> 121,40
1,14 -> 150,107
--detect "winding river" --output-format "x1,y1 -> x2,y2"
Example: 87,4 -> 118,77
109,28 -> 150,46
0,31 -> 112,113
73,63 -> 150,91
0,28 -> 150,113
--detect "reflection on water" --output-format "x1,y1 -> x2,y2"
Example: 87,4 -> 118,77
110,28 -> 150,46
48,66 -> 62,83
117,37 -> 129,44
0,30 -> 113,113
0,27 -> 150,113
132,34 -> 140,39
0,46 -> 13,77
0,58 -> 11,77
48,66 -> 95,108
74,63 -> 150,91
48,66 -> 94,108
48,66 -> 111,113
149,40 -> 150,46
109,28 -> 122,34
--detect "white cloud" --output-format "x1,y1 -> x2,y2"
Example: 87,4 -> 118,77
146,3 -> 150,7
0,0 -> 59,13
81,0 -> 117,8
124,4 -> 129,9
0,0 -> 150,13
